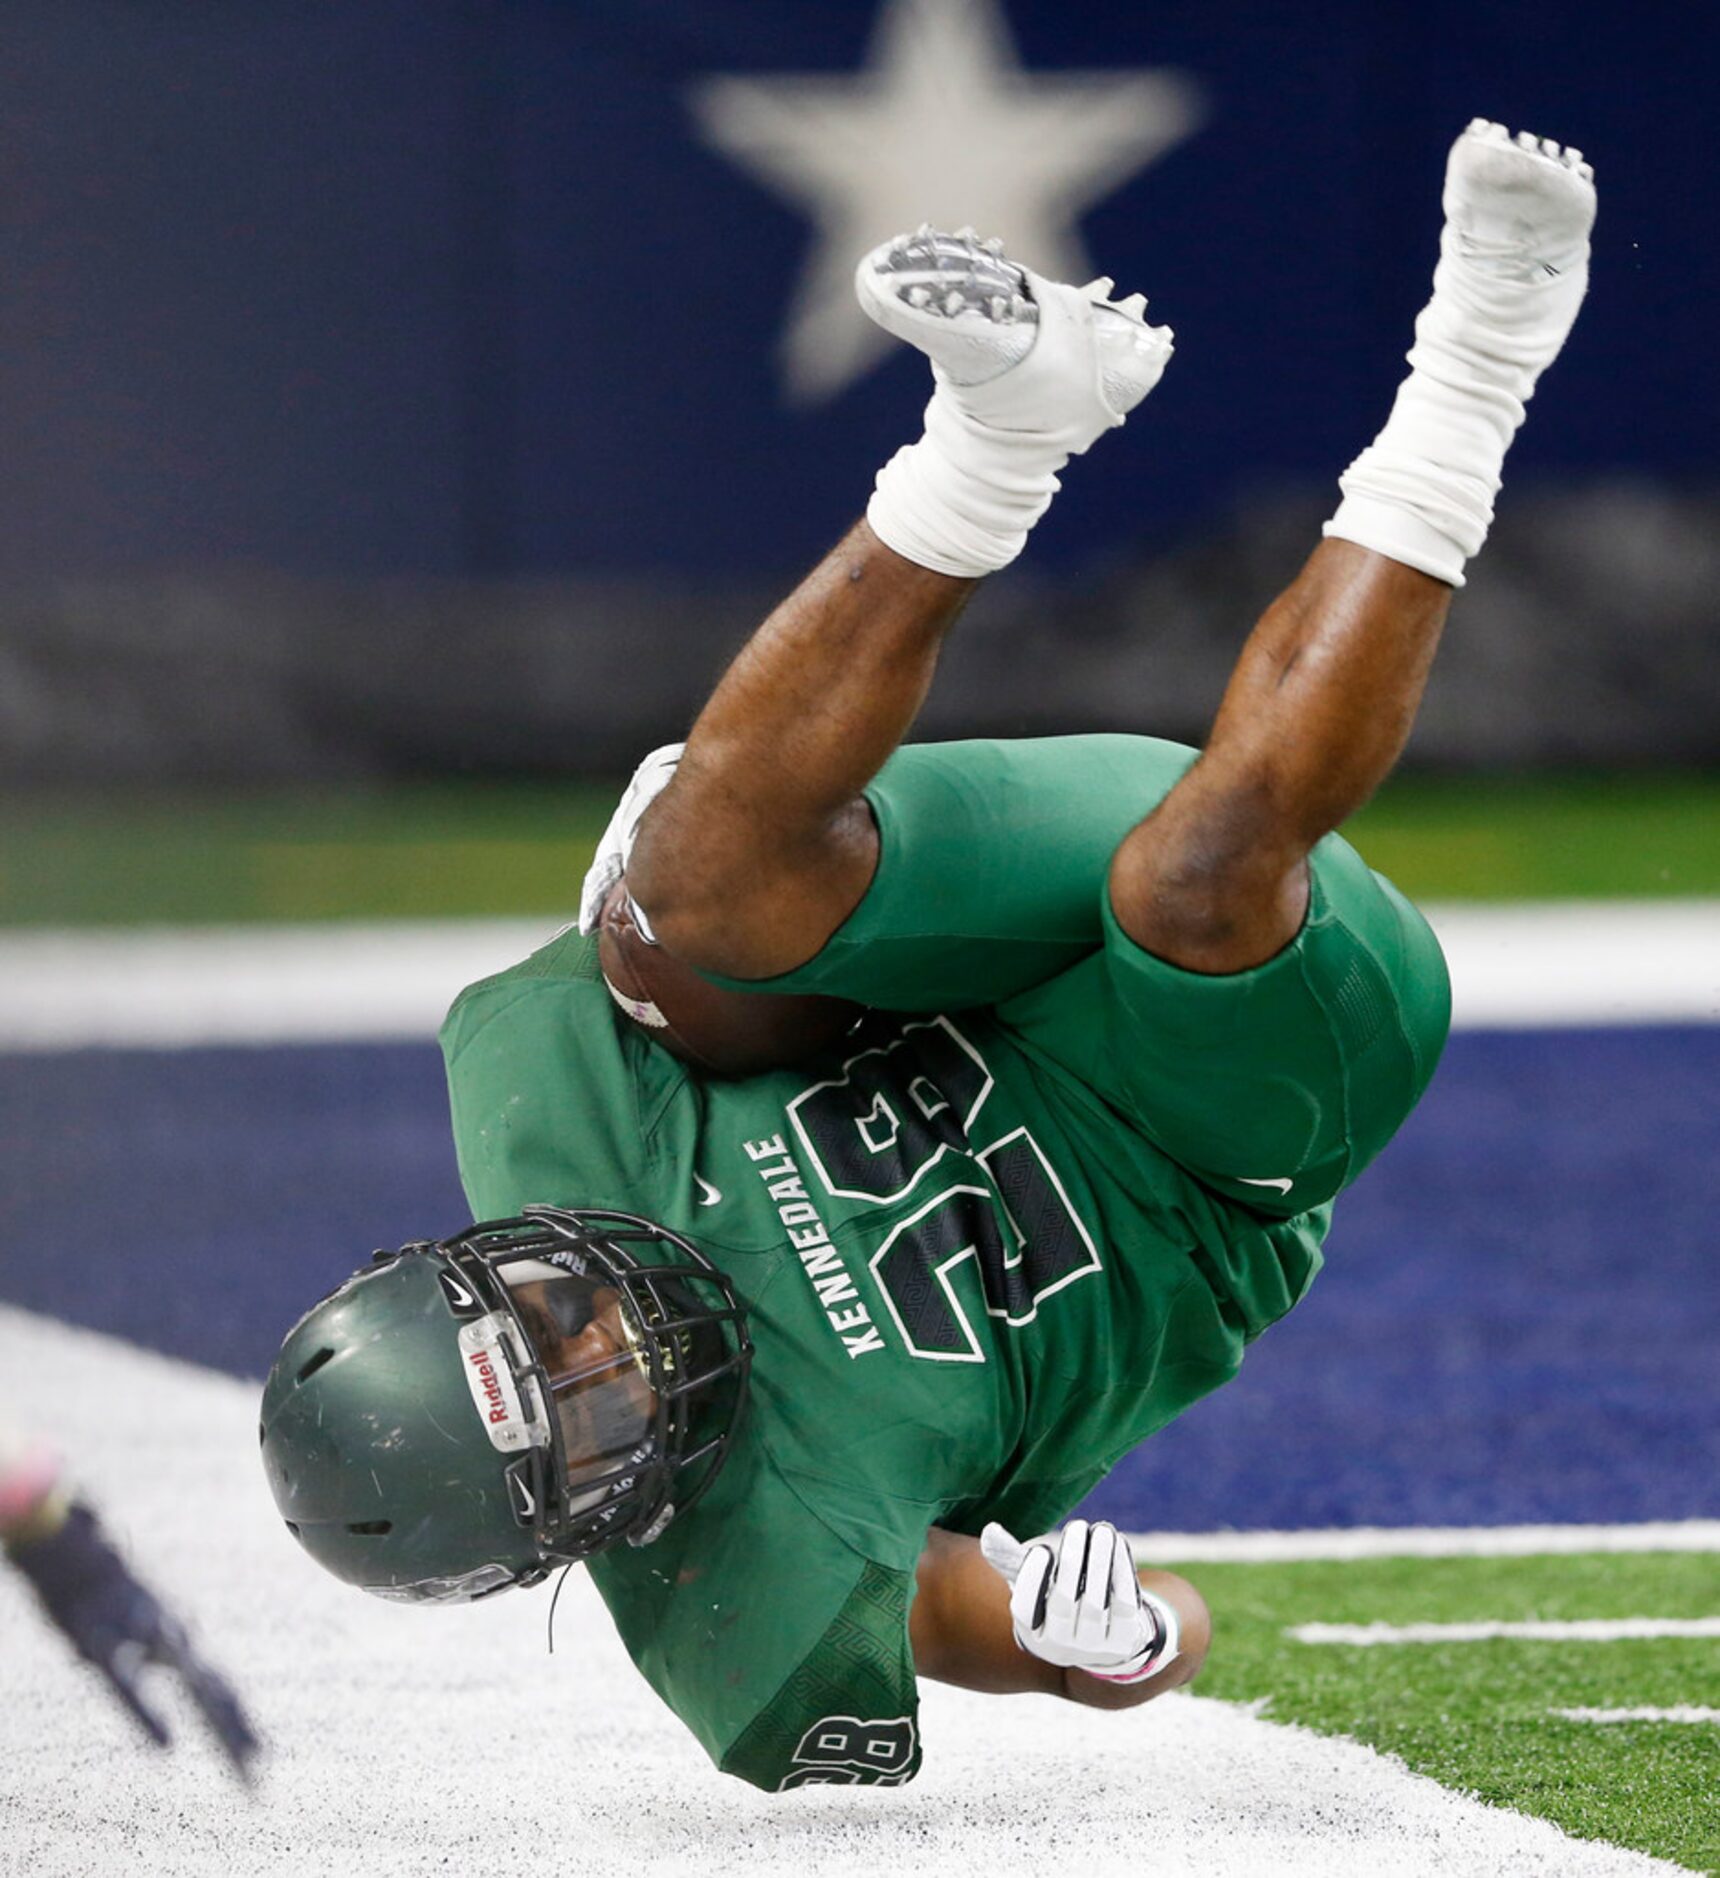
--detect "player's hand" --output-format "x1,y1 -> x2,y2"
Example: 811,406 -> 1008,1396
980,1518 -> 1179,1683
8,1502 -> 262,1779
577,743 -> 685,935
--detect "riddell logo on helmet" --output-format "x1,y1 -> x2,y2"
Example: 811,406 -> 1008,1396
457,1314 -> 538,1453
468,1347 -> 512,1425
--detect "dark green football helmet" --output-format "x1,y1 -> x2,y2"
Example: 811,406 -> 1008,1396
259,1207 -> 751,1603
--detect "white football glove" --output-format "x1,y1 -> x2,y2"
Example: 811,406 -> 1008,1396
576,743 -> 685,936
980,1518 -> 1178,1684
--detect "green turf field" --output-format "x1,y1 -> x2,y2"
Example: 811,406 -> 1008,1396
0,771 -> 1715,927
1177,1549 -> 1720,1874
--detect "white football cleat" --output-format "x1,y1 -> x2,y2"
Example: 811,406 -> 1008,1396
1445,119 -> 1595,276
855,225 -> 1172,453
855,225 -> 1040,385
1325,119 -> 1597,587
1435,119 -> 1596,377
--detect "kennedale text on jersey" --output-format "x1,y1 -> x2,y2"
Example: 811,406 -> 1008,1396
743,1135 -> 885,1359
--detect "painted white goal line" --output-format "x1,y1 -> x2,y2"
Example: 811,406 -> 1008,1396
1291,1618 -> 1720,1645
1557,1707 -> 1720,1725
0,899 -> 1715,1050
1,1302 -> 1687,1878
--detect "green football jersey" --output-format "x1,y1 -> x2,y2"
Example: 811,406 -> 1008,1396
440,923 -> 1328,1791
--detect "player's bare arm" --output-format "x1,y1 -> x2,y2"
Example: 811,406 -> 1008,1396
911,1524 -> 1209,1709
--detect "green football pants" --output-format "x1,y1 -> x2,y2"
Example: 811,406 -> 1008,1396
706,734 -> 1451,1211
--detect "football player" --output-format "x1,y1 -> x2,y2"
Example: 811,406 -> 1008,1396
261,123 -> 1595,1790
2,1423 -> 261,1777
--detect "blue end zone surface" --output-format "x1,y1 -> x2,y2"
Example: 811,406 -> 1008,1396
1,1027 -> 1714,1530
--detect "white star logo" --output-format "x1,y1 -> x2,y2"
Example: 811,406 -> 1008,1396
689,0 -> 1205,404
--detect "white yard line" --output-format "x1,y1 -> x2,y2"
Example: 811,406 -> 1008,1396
1557,1707 -> 1720,1725
1292,1618 -> 1720,1645
0,917 -> 555,1049
1428,900 -> 1720,1028
0,1303 -> 1688,1878
1131,1522 -> 1720,1563
0,899 -> 1715,1050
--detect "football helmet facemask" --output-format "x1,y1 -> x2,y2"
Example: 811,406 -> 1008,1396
259,1207 -> 751,1603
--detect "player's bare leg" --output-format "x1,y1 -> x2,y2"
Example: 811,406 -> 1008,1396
627,522 -> 976,978
1110,540 -> 1452,971
629,230 -> 1173,979
1112,122 -> 1596,972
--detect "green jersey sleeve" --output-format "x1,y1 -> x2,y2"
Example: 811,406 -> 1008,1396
439,921 -> 683,1220
586,1430 -> 921,1793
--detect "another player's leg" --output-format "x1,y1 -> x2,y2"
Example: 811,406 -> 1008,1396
627,232 -> 1172,981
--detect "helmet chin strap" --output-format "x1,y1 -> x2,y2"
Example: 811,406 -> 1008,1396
545,1559 -> 577,1655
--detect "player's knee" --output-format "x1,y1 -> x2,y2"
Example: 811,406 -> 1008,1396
623,876 -> 723,972
622,801 -> 763,975
1109,781 -> 1310,976
628,795 -> 879,981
